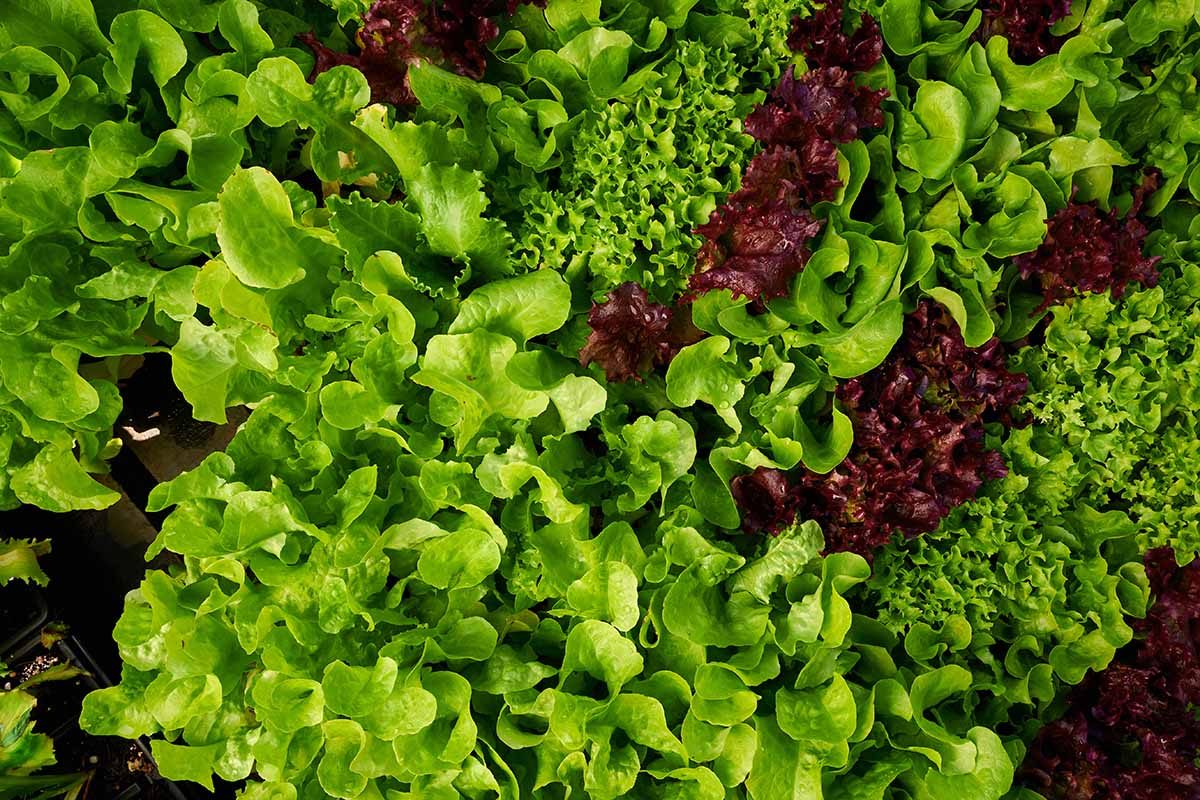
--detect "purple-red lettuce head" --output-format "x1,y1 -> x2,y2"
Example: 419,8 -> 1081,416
979,0 -> 1074,63
746,66 -> 887,151
300,0 -> 543,106
788,1 -> 884,71
688,200 -> 824,304
580,283 -> 704,383
734,301 -> 1027,558
1015,177 -> 1161,313
731,468 -> 798,535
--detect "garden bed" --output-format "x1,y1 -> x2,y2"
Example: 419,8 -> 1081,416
2,0 -> 1199,798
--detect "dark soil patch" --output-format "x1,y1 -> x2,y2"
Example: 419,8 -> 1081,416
0,580 -> 47,652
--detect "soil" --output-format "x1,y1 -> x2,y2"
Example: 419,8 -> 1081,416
50,730 -> 161,799
118,353 -> 217,450
6,646 -> 92,733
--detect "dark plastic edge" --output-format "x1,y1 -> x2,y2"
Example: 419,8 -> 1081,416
0,586 -> 49,657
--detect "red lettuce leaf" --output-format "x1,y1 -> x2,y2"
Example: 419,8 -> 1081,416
735,141 -> 843,209
688,199 -> 824,303
580,283 -> 703,383
745,66 -> 887,151
731,468 -> 797,535
299,0 -> 542,106
980,0 -> 1073,63
419,0 -> 504,79
788,2 -> 884,72
1015,180 -> 1162,313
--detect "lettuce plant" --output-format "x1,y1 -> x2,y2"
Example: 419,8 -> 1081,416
1,684 -> 88,800
0,0 -> 347,512
579,283 -> 703,383
1007,260 -> 1200,564
788,2 -> 883,70
1014,176 -> 1162,312
978,0 -> 1073,63
691,0 -> 887,304
502,38 -> 764,299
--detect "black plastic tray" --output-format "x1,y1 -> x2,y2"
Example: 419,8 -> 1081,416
4,611 -> 186,800
0,579 -> 49,656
